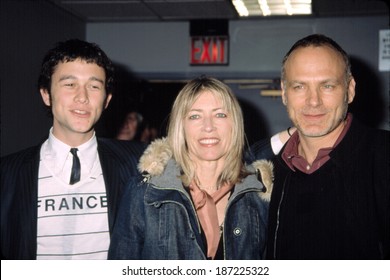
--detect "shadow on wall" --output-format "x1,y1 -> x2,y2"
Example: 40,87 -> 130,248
349,56 -> 386,128
239,98 -> 269,147
96,63 -> 181,139
96,63 -> 141,138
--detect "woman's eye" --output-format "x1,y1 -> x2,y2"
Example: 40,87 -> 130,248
216,113 -> 227,118
189,114 -> 200,120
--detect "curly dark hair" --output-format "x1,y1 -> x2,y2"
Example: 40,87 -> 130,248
38,39 -> 114,95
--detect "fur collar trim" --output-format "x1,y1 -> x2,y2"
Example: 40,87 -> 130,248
138,137 -> 273,201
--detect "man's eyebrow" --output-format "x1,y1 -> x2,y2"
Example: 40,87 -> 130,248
320,79 -> 340,84
58,75 -> 76,81
90,77 -> 105,84
287,78 -> 340,84
57,75 -> 104,84
286,80 -> 305,86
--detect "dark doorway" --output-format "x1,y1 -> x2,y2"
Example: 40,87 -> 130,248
98,79 -> 184,141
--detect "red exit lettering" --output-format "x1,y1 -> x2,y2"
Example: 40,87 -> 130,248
190,36 -> 228,65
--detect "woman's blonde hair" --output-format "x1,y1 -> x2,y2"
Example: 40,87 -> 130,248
167,76 -> 247,187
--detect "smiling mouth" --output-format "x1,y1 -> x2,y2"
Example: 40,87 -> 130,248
72,109 -> 89,116
199,138 -> 219,145
303,112 -> 326,119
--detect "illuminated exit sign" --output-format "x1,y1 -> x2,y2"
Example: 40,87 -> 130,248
190,36 -> 229,65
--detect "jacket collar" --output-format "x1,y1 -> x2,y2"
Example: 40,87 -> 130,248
138,138 -> 273,201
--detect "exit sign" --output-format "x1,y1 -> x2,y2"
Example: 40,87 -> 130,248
190,36 -> 229,65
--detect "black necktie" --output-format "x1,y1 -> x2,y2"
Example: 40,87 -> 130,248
69,148 -> 80,185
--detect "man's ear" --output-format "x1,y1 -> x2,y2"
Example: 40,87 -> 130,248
40,89 -> 51,106
104,93 -> 112,109
281,82 -> 287,106
347,77 -> 356,104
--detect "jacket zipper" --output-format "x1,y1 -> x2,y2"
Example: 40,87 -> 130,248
273,173 -> 288,259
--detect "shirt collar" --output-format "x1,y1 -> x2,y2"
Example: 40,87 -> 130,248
282,113 -> 353,173
43,128 -> 98,175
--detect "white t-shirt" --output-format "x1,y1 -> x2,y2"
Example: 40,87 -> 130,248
36,130 -> 109,259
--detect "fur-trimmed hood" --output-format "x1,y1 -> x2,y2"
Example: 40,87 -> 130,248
138,137 -> 273,201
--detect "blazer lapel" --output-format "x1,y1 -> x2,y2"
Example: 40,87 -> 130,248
97,140 -> 122,234
15,146 -> 40,259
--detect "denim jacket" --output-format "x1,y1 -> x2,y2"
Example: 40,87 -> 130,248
108,138 -> 274,260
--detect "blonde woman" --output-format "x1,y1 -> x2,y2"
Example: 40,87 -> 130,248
108,76 -> 274,260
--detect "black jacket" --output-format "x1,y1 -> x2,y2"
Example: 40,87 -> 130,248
1,138 -> 146,259
266,119 -> 390,259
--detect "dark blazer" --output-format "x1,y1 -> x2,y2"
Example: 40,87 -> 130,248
1,138 -> 146,259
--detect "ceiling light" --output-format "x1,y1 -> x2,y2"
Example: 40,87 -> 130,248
232,0 -> 249,16
233,0 -> 312,17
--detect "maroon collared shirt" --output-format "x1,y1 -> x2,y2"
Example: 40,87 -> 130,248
282,113 -> 353,174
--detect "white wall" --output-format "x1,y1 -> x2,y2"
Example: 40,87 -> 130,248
87,17 -> 387,76
87,16 -> 389,138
